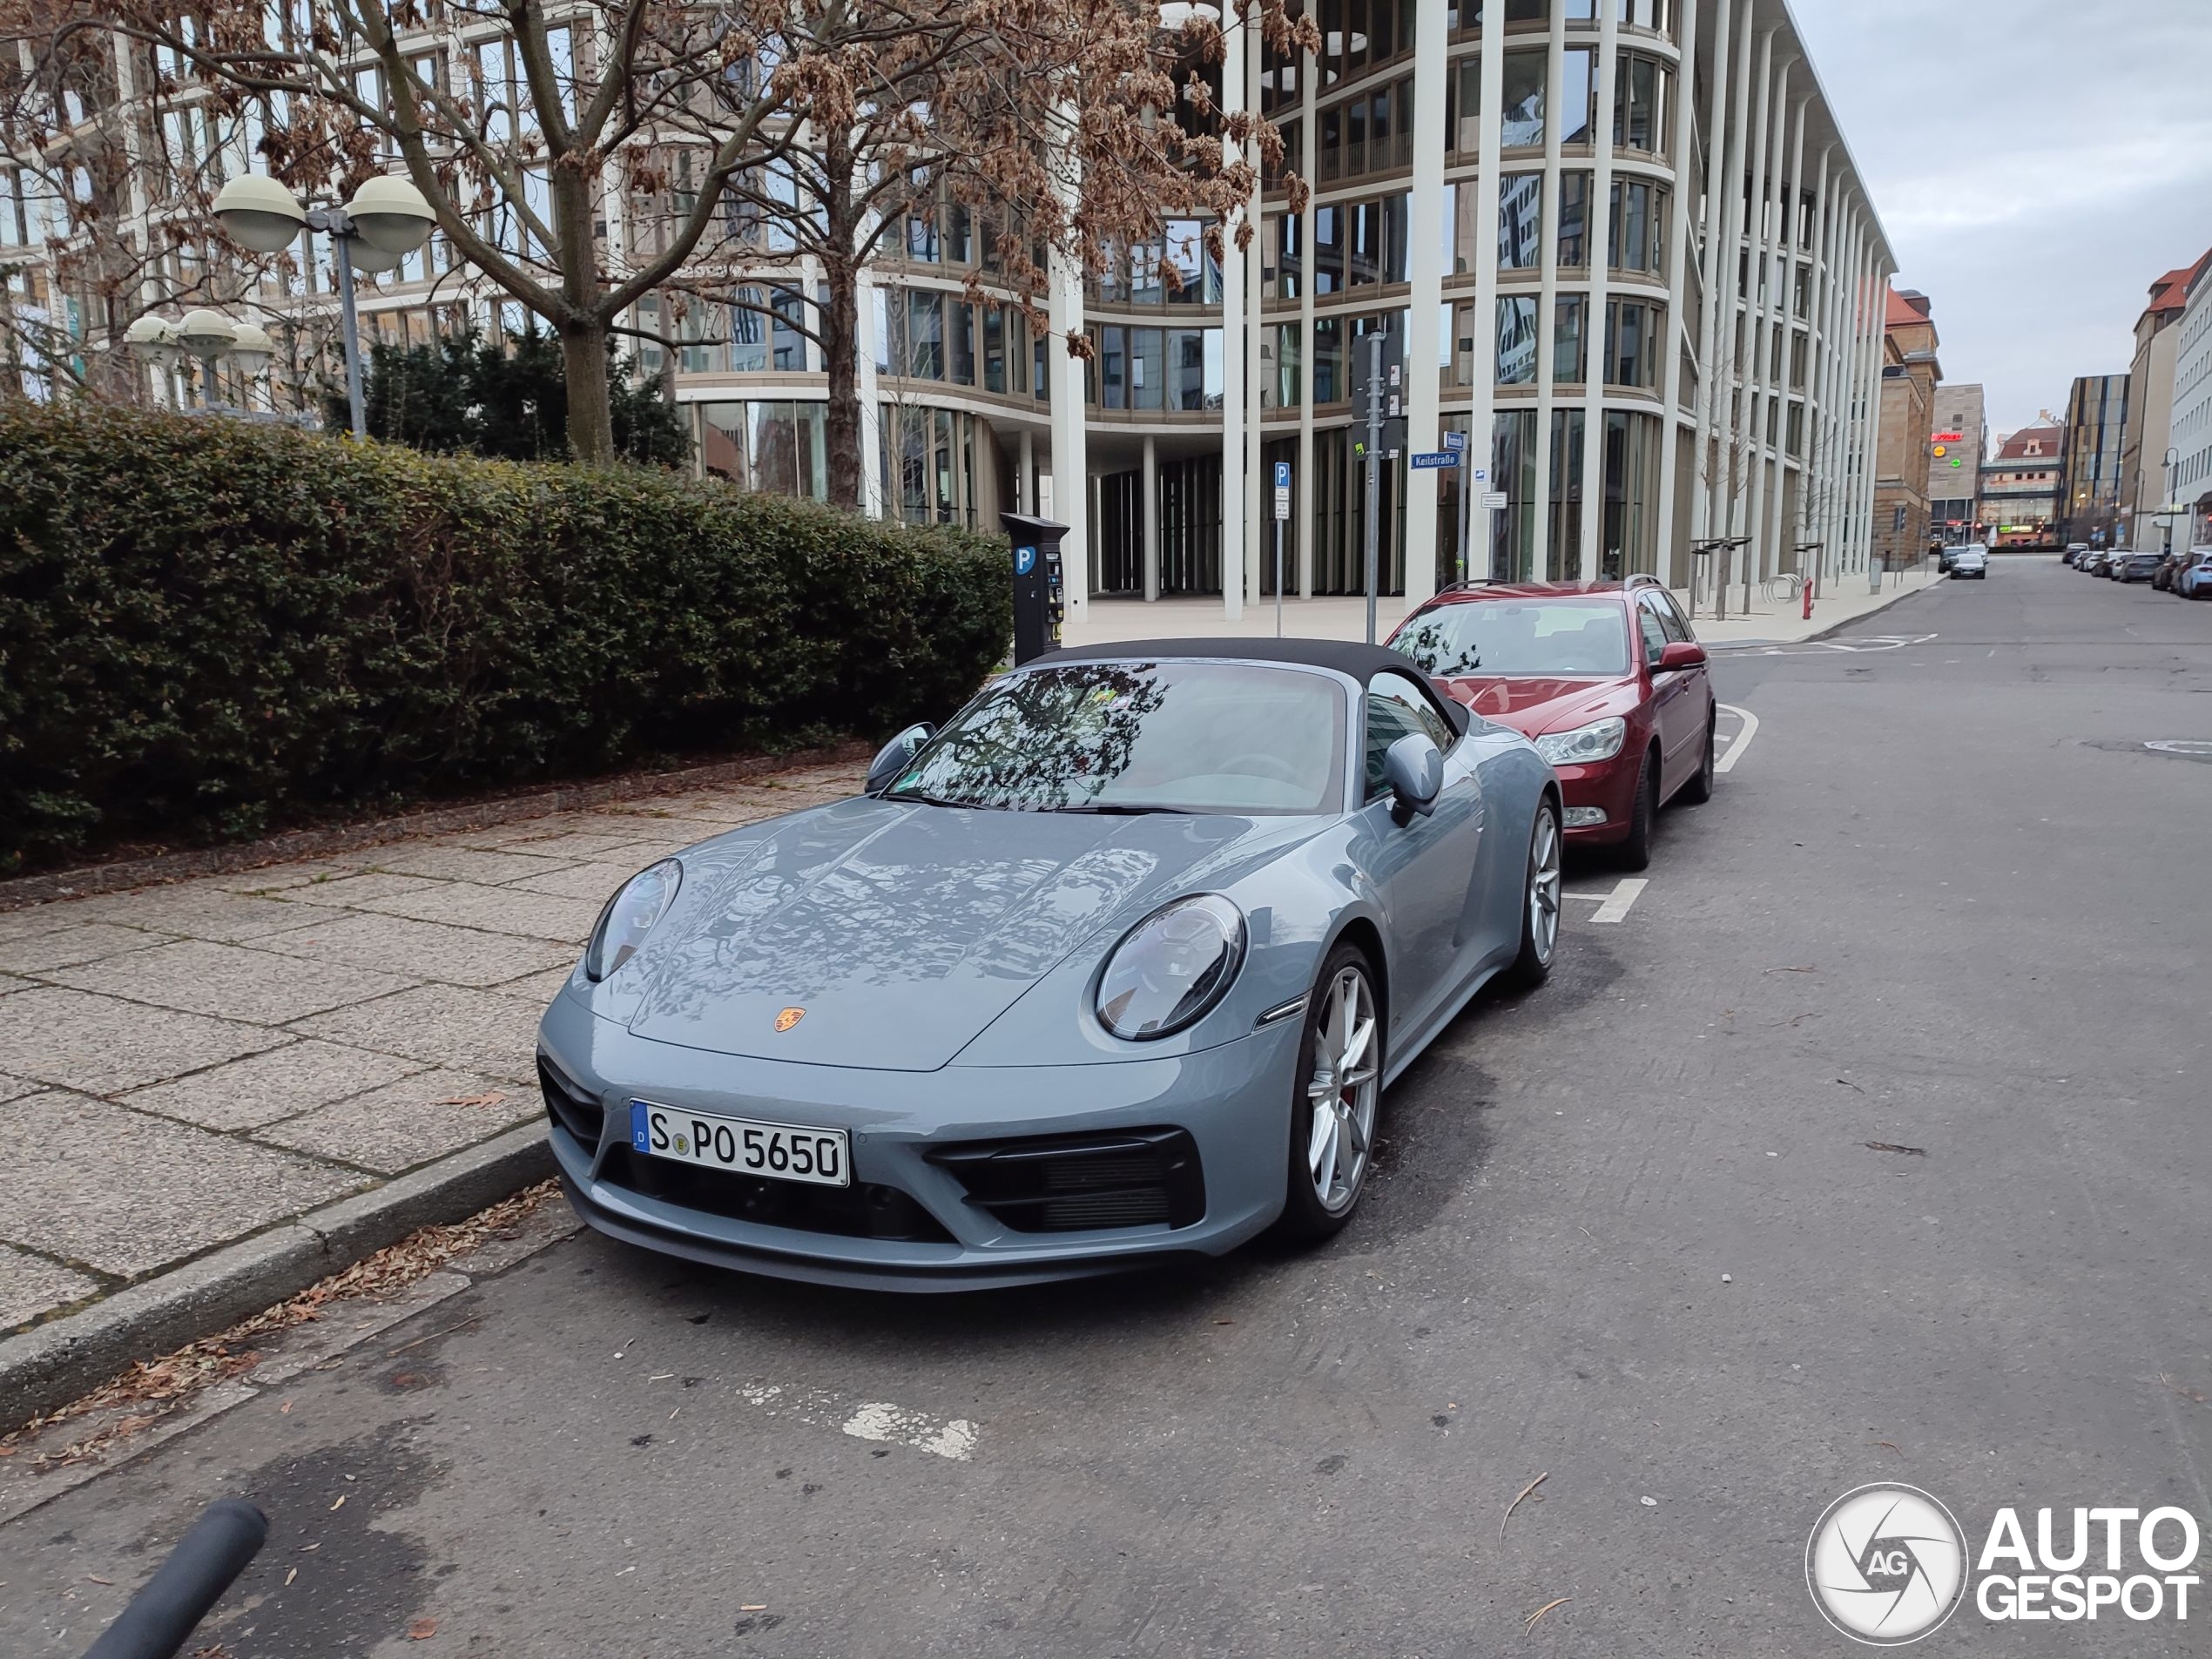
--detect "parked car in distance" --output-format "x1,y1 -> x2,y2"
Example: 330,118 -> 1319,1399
2176,549 -> 2212,599
1948,544 -> 1989,580
1387,575 -> 1716,872
2067,543 -> 2091,564
2084,549 -> 2115,577
2113,551 -> 2162,584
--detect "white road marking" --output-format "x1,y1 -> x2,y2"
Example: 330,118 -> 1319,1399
1715,704 -> 1760,773
1588,878 -> 1649,924
734,1382 -> 980,1460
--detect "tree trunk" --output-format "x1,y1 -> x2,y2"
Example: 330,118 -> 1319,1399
561,321 -> 616,464
819,130 -> 867,514
822,255 -> 864,513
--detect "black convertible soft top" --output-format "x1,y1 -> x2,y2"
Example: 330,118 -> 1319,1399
1031,636 -> 1470,735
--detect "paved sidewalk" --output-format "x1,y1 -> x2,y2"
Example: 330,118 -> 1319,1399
0,761 -> 863,1359
1061,563 -> 1941,651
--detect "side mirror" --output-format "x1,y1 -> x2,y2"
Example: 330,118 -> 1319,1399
866,723 -> 934,795
1656,640 -> 1708,673
1383,733 -> 1443,821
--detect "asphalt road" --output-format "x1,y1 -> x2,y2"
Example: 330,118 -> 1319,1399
4,556 -> 2208,1657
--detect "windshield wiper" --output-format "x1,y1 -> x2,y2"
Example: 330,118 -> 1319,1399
883,789 -> 972,809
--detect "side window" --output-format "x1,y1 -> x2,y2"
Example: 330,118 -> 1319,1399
1635,597 -> 1667,665
1363,676 -> 1449,797
1656,588 -> 1696,643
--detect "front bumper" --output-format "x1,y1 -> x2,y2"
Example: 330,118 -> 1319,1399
536,989 -> 1302,1291
1549,753 -> 1640,843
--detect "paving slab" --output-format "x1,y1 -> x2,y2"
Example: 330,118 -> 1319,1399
254,1067 -> 536,1174
288,985 -> 546,1079
247,909 -> 571,989
0,1091 -> 366,1278
118,1039 -> 423,1132
0,1246 -> 103,1331
484,826 -> 665,860
370,844 -> 587,885
0,921 -> 162,974
0,986 -> 284,1095
354,882 -> 600,942
0,1075 -> 37,1104
44,937 -> 415,1024
91,887 -> 329,941
501,860 -> 631,900
492,964 -> 577,1006
273,870 -> 442,908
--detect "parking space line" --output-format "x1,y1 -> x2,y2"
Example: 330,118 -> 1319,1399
734,1383 -> 981,1460
1715,703 -> 1760,773
1561,877 -> 1648,924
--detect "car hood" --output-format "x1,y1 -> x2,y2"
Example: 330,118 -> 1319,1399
1438,676 -> 1628,738
615,799 -> 1305,1071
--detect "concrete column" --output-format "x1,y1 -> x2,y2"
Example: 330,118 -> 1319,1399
1818,207 -> 1856,569
1799,145 -> 1833,586
1741,62 -> 1791,608
1577,0 -> 1621,581
1047,104 -> 1089,626
1299,44 -> 1317,600
1244,28 -> 1266,610
1143,434 -> 1162,600
1708,0 -> 1755,553
1473,0 -> 1507,577
1018,427 -> 1035,516
1730,31 -> 1775,591
1652,0 -> 1703,586
1529,0 -> 1568,578
1777,102 -> 1809,573
1402,0 -> 1450,607
1689,0 -> 1739,550
1219,10 -> 1247,620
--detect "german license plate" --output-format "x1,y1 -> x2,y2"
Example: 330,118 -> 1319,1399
628,1102 -> 849,1188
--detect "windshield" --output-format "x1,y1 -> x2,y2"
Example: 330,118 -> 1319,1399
886,661 -> 1347,814
1393,599 -> 1633,678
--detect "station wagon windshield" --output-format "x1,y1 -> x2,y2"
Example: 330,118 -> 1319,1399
1393,599 -> 1633,678
885,662 -> 1346,815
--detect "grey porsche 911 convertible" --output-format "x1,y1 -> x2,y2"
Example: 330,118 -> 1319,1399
535,638 -> 1561,1289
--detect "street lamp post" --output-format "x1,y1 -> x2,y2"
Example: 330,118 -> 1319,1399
126,311 -> 277,415
2164,447 -> 2182,555
212,173 -> 435,440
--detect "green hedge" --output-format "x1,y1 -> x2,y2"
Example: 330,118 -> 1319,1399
0,402 -> 1010,873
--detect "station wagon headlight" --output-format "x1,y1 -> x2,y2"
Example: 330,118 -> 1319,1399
584,859 -> 682,981
1534,717 -> 1627,767
1096,894 -> 1247,1041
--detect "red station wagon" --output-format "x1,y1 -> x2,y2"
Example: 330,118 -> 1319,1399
1387,576 -> 1717,868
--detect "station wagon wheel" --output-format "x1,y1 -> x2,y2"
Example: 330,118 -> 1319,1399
1274,943 -> 1382,1244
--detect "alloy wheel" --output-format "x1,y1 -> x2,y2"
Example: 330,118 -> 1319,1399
1529,806 -> 1562,966
1305,966 -> 1379,1213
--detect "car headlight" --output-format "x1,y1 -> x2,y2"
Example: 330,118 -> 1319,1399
1534,716 -> 1628,766
584,859 -> 682,981
1096,894 -> 1247,1041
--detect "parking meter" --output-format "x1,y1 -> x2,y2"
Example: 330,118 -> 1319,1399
1002,512 -> 1070,666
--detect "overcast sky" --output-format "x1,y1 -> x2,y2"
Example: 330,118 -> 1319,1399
1792,0 -> 2212,442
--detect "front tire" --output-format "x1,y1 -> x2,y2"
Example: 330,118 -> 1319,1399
1501,798 -> 1562,992
1680,711 -> 1716,806
1274,945 -> 1382,1246
1616,750 -> 1656,871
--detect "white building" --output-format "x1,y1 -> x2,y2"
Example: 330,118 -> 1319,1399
2167,258 -> 2212,550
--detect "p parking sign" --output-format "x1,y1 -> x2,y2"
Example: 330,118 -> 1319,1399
1014,545 -> 1036,576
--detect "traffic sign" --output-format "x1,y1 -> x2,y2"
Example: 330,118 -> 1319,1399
1409,451 -> 1460,470
1473,467 -> 1488,482
1442,430 -> 1467,452
1273,459 -> 1291,520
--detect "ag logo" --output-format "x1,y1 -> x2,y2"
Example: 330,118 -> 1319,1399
1807,1484 -> 1968,1645
774,1007 -> 806,1033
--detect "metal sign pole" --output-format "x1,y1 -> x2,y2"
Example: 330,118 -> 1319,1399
1364,334 -> 1382,644
1272,458 -> 1291,637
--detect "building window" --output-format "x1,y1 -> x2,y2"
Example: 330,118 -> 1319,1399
1499,173 -> 1542,270
1315,204 -> 1346,293
1501,50 -> 1547,146
1608,179 -> 1662,273
1132,327 -> 1164,410
1554,294 -> 1586,383
1497,295 -> 1539,384
1447,58 -> 1481,158
1270,322 -> 1302,408
1313,314 -> 1345,403
906,288 -> 943,379
1604,298 -> 1660,387
1561,47 -> 1598,145
1613,55 -> 1664,152
1557,172 -> 1592,268
1099,324 -> 1126,408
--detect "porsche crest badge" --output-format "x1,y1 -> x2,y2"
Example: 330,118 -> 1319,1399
774,1007 -> 806,1033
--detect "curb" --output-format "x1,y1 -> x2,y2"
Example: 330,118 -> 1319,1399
0,1125 -> 555,1431
0,741 -> 871,914
1804,575 -> 1940,643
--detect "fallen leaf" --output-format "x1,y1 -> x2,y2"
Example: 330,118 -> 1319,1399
285,1567 -> 298,1586
437,1092 -> 507,1109
408,1617 -> 439,1640
86,1574 -> 113,1585
1864,1141 -> 1926,1157
740,1604 -> 767,1612
329,1495 -> 346,1512
279,1399 -> 293,1415
1524,1596 -> 1571,1634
